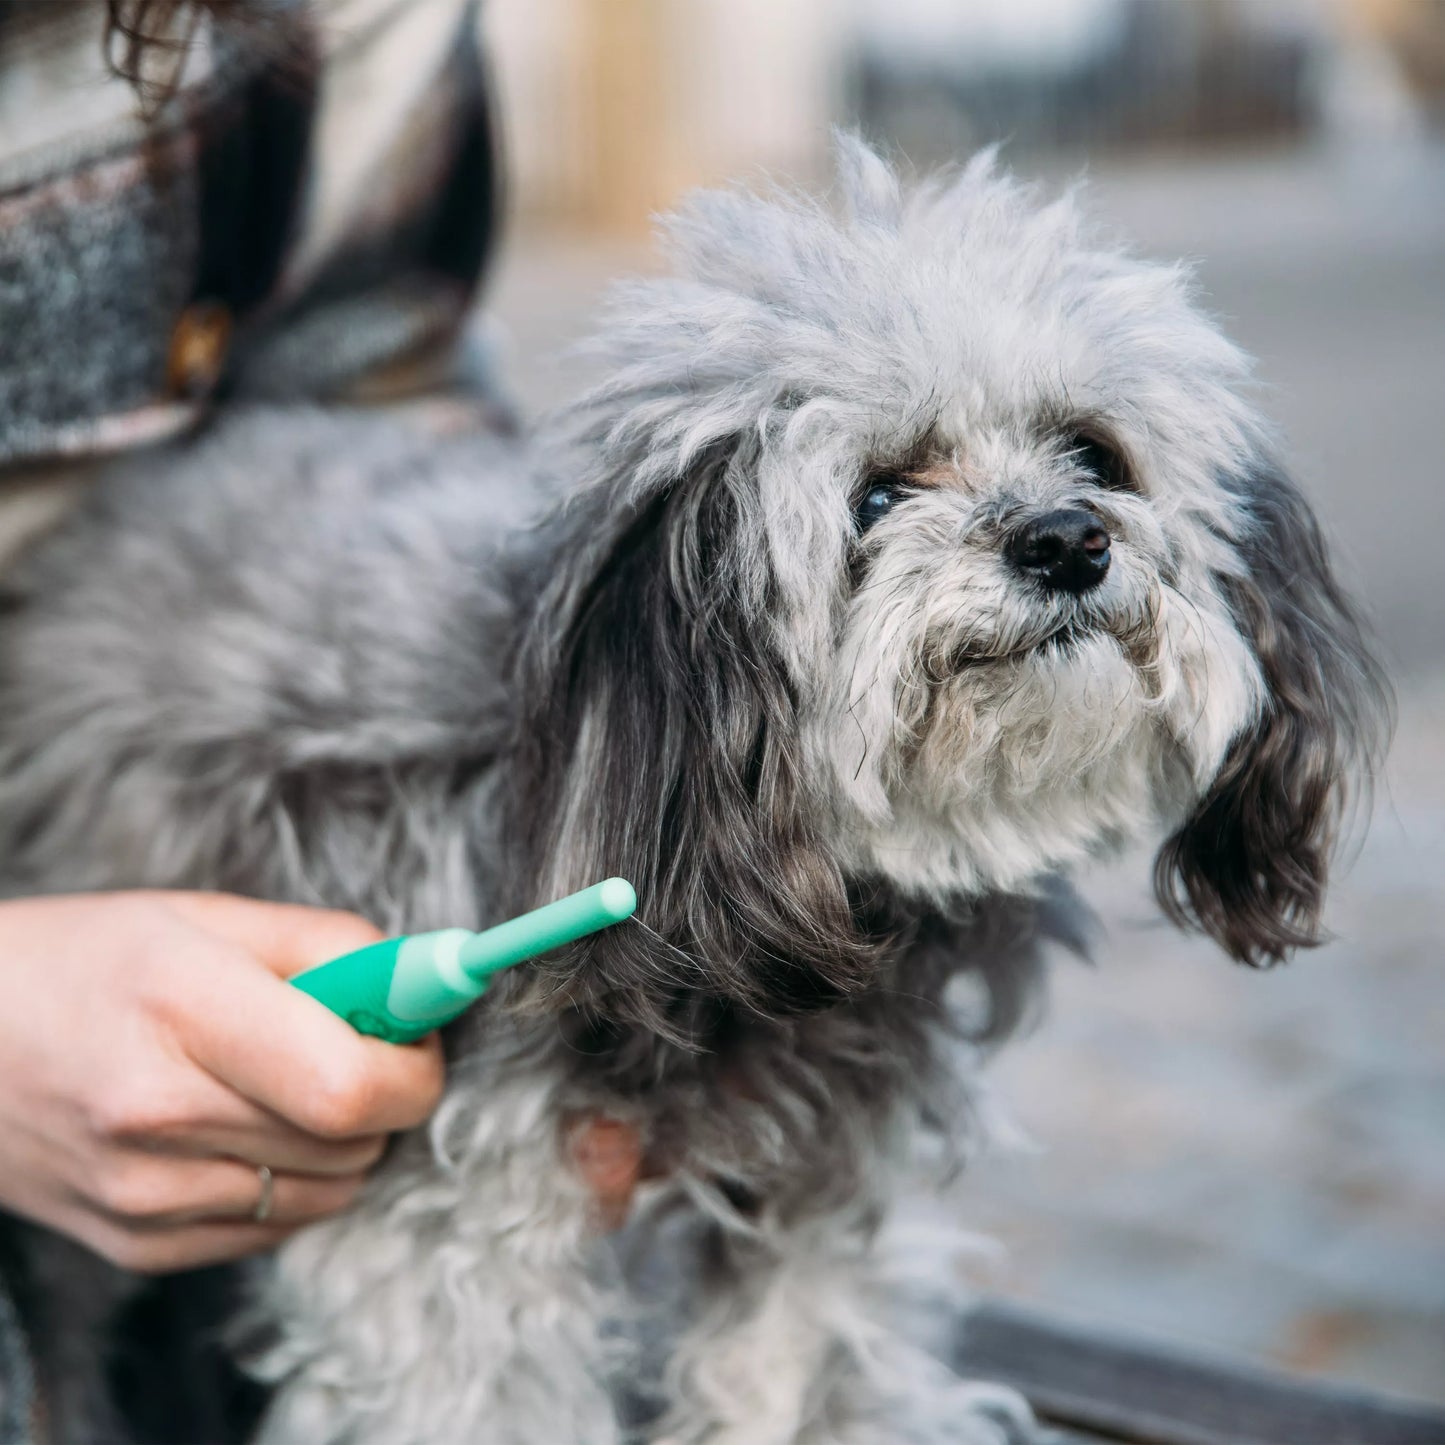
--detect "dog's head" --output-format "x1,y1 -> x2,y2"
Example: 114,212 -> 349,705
513,139 -> 1387,1028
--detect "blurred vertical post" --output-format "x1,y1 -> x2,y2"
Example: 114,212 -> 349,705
575,0 -> 674,235
487,0 -> 839,237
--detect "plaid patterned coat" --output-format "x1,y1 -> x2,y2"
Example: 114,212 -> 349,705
0,0 -> 501,549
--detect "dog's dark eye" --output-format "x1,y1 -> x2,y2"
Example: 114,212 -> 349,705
1065,432 -> 1134,492
854,475 -> 907,532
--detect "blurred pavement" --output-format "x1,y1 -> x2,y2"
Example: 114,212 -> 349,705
486,141 -> 1445,1404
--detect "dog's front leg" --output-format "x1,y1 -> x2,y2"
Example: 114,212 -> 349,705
654,1189 -> 1033,1445
251,1043 -> 624,1445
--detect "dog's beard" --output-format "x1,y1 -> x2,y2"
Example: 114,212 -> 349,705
815,536 -> 1263,899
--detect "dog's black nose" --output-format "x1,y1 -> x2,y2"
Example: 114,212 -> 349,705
1006,509 -> 1111,592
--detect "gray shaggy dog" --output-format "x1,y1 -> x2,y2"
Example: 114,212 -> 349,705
0,140 -> 1387,1444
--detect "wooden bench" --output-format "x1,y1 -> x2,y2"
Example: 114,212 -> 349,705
954,1301 -> 1445,1445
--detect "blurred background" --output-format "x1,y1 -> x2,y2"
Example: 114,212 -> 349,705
478,0 -> 1445,1408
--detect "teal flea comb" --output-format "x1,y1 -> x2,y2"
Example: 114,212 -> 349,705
289,879 -> 637,1044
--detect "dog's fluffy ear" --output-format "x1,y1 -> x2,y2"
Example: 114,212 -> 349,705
510,440 -> 878,1037
1154,457 -> 1390,966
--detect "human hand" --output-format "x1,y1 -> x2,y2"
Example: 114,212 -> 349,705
0,891 -> 445,1272
0,891 -> 645,1272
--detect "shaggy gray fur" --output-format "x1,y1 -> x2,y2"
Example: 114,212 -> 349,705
0,140 -> 1386,1443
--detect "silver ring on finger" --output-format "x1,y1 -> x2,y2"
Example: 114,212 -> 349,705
253,1164 -> 276,1223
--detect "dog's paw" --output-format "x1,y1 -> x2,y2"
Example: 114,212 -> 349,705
848,1377 -> 1038,1445
941,1378 -> 1040,1445
647,1379 -> 1037,1445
